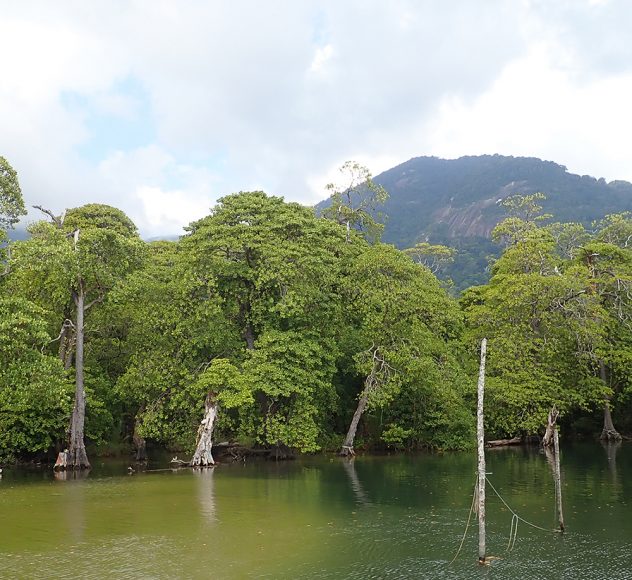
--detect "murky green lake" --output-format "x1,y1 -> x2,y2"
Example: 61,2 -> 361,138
1,443 -> 631,579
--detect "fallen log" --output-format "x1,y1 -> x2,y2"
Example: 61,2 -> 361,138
486,436 -> 522,448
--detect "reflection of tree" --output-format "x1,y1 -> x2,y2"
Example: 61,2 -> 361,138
194,467 -> 217,523
57,472 -> 89,543
601,440 -> 622,485
542,430 -> 564,531
342,459 -> 371,506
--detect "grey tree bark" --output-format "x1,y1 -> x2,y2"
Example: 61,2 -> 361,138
542,406 -> 559,448
340,394 -> 369,457
477,338 -> 487,565
553,428 -> 565,532
65,282 -> 90,469
599,361 -> 622,441
339,347 -> 393,457
190,393 -> 218,467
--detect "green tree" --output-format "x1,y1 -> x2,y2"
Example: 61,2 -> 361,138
0,156 -> 26,233
578,213 -> 632,440
462,208 -> 608,438
182,191 -> 355,453
8,204 -> 144,468
322,161 -> 388,243
339,244 -> 467,455
0,296 -> 72,462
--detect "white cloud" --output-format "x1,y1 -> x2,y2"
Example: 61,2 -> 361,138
136,185 -> 211,236
427,40 -> 632,184
309,44 -> 334,73
2,0 -> 632,237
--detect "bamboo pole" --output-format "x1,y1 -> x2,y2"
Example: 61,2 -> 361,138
553,428 -> 565,532
477,338 -> 487,564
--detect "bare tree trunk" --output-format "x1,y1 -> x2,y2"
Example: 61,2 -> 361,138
340,393 -> 369,457
56,315 -> 75,370
66,285 -> 90,469
542,406 -> 559,448
191,392 -> 218,467
477,338 -> 487,565
133,410 -> 147,462
486,436 -> 522,447
340,347 -> 392,457
599,361 -> 622,441
553,428 -> 565,532
601,402 -> 622,441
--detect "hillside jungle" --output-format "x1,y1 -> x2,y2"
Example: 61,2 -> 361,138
1,156 -> 631,467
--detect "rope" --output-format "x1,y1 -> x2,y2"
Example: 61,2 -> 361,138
507,514 -> 519,552
448,481 -> 477,565
486,477 -> 558,533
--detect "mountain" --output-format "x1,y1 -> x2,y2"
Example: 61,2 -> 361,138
323,155 -> 632,291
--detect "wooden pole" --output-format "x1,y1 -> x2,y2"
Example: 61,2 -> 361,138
553,428 -> 565,532
477,338 -> 487,564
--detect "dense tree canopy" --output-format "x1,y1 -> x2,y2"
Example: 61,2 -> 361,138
0,161 -> 629,465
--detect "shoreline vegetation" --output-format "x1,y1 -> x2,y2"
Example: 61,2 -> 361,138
1,158 -> 631,468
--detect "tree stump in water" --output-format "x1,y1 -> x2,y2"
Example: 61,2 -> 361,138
190,393 -> 218,467
542,406 -> 559,448
54,450 -> 69,471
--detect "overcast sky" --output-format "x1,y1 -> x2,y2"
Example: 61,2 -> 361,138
2,0 -> 631,237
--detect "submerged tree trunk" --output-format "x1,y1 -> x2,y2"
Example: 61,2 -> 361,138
542,406 -> 559,448
553,428 -> 565,532
190,392 -> 218,467
599,361 -> 622,441
340,393 -> 369,457
66,284 -> 90,469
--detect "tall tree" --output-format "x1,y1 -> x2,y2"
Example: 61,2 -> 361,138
9,204 -> 144,468
462,199 -> 610,438
183,192 -> 354,453
579,213 -> 632,440
339,244 -> 464,455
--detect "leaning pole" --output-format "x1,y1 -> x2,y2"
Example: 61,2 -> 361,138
477,338 -> 488,564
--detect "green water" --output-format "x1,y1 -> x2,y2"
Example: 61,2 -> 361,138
1,443 -> 631,579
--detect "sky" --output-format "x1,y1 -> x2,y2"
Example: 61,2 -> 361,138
2,0 -> 632,238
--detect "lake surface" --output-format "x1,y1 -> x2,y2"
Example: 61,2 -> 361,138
1,443 -> 631,579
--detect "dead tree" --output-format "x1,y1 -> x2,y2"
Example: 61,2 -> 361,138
190,392 -> 218,467
542,406 -> 559,448
340,346 -> 394,457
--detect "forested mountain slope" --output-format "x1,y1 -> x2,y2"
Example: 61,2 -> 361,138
350,155 -> 632,289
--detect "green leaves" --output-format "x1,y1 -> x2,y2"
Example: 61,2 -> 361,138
322,160 -> 388,243
0,156 -> 26,232
0,296 -> 72,460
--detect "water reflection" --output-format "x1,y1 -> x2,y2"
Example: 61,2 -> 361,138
53,468 -> 91,482
601,440 -> 621,477
58,475 -> 88,543
194,467 -> 217,523
601,440 -> 622,500
342,458 -> 372,507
